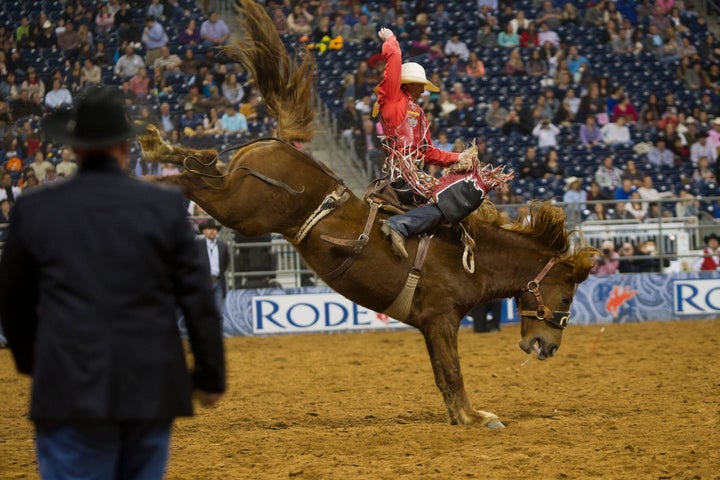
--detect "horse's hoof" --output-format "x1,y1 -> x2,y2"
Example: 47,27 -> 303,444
477,410 -> 505,429
484,418 -> 505,429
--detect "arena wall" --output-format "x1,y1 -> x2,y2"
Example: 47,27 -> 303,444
1,272 -> 717,345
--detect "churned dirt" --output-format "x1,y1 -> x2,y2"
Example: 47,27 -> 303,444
1,320 -> 719,480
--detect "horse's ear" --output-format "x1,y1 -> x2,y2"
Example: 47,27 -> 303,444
569,245 -> 598,283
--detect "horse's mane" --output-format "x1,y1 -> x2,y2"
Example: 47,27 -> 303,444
464,200 -> 597,282
222,0 -> 316,144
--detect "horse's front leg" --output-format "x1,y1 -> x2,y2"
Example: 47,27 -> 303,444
421,321 -> 505,428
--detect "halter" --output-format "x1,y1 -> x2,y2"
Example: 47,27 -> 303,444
517,257 -> 571,329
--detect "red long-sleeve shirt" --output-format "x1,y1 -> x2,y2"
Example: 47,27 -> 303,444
377,35 -> 458,168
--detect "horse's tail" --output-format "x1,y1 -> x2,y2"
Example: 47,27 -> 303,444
223,0 -> 316,144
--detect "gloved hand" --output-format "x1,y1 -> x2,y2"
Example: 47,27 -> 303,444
449,150 -> 476,173
378,28 -> 394,41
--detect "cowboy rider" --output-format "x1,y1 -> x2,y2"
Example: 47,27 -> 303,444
376,27 -> 513,258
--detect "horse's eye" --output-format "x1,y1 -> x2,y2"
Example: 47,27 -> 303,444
561,296 -> 571,306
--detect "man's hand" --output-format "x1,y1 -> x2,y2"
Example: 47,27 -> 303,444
378,28 -> 394,41
449,150 -> 476,173
194,390 -> 223,408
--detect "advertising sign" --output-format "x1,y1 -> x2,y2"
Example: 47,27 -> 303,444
673,279 -> 720,316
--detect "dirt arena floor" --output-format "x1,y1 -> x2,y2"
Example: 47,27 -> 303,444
1,319 -> 719,480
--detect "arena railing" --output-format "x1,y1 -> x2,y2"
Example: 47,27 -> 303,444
1,197 -> 718,288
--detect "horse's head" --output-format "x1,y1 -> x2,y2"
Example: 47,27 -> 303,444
516,247 -> 596,359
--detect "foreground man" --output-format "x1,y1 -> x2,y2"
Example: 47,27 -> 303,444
0,86 -> 226,480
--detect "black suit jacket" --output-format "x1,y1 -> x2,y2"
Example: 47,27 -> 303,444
0,155 -> 225,421
195,236 -> 230,297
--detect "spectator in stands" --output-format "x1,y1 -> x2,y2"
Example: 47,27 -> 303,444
563,176 -> 586,226
611,201 -> 636,221
625,191 -> 647,220
153,46 -> 181,76
147,0 -> 164,19
155,102 -> 177,134
0,172 -> 21,203
612,95 -> 638,123
21,68 -> 45,101
576,83 -> 605,123
518,145 -> 545,179
180,103 -> 203,132
464,52 -> 486,78
579,115 -> 602,147
693,156 -> 717,185
543,149 -> 564,179
675,189 -> 699,218
0,72 -> 18,102
504,48 -> 526,76
637,174 -> 674,206
694,233 -> 720,271
595,155 -> 624,190
93,41 -> 112,67
36,20 -> 57,48
55,148 -> 78,178
647,137 -> 675,167
117,79 -> 137,105
587,180 -> 610,204
128,67 -> 151,99
708,118 -> 720,153
11,89 -> 39,119
520,23 -> 539,49
498,23 -> 520,49
29,150 -> 53,181
526,48 -> 548,78
477,23 -> 498,49
435,131 -> 453,152
617,242 -> 643,273
82,58 -> 102,85
601,114 -> 631,145
485,98 -> 508,128
114,43 -> 145,78
536,23 -> 559,49
44,78 -> 72,110
331,15 -> 352,40
220,105 -> 248,134
201,11 -> 229,47
287,5 -> 313,35
690,131 -> 717,166
592,240 -> 620,274
502,108 -> 528,138
142,16 -> 168,66
354,116 -> 383,177
615,178 -> 636,200
444,31 -> 470,61
566,45 -> 590,78
95,4 -> 115,36
57,21 -> 80,54
179,18 -> 200,46
621,159 -> 643,187
352,14 -> 377,43
532,118 -> 560,150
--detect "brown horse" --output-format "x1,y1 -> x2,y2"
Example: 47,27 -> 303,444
139,0 -> 596,428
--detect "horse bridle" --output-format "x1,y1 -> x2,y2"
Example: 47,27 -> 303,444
517,257 -> 571,329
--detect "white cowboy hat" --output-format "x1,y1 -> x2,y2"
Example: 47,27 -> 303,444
712,117 -> 720,126
400,62 -> 439,92
564,176 -> 581,188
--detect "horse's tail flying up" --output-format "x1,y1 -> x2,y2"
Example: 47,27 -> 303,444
224,0 -> 316,144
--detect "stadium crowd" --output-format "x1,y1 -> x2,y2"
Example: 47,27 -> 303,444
0,0 -> 718,273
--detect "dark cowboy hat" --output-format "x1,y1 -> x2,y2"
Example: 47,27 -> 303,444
41,85 -> 144,148
704,232 -> 720,243
200,219 -> 222,231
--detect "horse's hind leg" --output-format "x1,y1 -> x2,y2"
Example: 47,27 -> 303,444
139,125 -> 220,173
422,321 -> 505,428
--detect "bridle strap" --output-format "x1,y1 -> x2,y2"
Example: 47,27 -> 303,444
518,257 -> 570,327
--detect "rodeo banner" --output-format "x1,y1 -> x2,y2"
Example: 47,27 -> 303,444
1,272 -> 718,344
